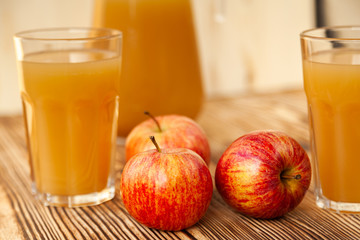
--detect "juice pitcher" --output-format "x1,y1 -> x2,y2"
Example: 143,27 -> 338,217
93,0 -> 207,137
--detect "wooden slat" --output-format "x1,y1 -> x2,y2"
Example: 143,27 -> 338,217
1,90 -> 360,239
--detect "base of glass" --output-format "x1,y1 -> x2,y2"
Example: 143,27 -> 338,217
31,183 -> 115,208
316,195 -> 360,213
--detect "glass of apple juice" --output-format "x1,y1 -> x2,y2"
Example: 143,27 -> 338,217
14,28 -> 122,207
301,26 -> 360,213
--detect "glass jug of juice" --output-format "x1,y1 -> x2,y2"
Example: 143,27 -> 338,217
93,0 -> 204,136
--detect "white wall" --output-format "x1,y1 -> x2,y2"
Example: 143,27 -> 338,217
321,0 -> 360,26
193,0 -> 315,97
0,0 -> 316,115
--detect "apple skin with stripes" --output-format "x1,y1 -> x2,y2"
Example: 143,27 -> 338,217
215,130 -> 311,219
125,114 -> 210,165
121,140 -> 213,231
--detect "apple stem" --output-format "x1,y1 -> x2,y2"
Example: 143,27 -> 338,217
149,136 -> 161,153
281,174 -> 301,180
144,111 -> 162,132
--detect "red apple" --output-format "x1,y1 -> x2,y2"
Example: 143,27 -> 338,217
215,130 -> 311,219
125,112 -> 211,165
121,136 -> 213,231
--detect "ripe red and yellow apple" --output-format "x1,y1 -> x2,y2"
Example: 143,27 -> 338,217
121,136 -> 213,231
215,130 -> 311,219
125,112 -> 210,165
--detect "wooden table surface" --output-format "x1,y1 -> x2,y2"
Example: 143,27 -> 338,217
1,90 -> 360,240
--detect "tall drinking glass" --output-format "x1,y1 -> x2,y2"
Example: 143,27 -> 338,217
14,28 -> 122,207
301,26 -> 360,212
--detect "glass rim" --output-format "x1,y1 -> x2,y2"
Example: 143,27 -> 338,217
14,27 -> 122,41
300,25 -> 360,41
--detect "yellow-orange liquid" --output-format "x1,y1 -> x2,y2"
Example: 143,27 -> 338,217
93,0 -> 203,136
19,50 -> 121,196
304,50 -> 360,203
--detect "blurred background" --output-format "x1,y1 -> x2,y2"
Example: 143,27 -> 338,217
1,0 -> 360,116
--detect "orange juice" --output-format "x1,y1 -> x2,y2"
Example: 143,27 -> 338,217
93,0 -> 203,136
303,50 -> 360,203
19,50 -> 121,196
